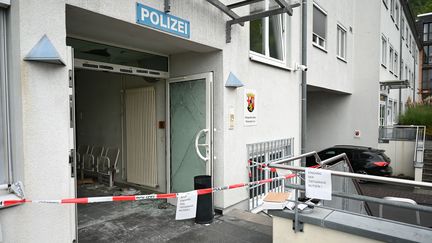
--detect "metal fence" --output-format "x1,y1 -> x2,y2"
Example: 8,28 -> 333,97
269,152 -> 432,232
379,125 -> 426,141
246,138 -> 294,211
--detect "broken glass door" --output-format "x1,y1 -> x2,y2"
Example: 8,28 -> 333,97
168,73 -> 213,193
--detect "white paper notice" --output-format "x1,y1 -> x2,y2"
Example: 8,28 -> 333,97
305,168 -> 332,200
175,190 -> 198,220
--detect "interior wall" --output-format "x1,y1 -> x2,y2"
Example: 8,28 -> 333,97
75,69 -> 166,192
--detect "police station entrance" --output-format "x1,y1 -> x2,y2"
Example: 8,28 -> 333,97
65,5 -> 217,239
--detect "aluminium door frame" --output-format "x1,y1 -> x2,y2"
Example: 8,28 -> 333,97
165,72 -> 214,194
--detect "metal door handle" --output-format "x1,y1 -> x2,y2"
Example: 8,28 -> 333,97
195,129 -> 209,161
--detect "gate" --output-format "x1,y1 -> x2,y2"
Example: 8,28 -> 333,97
246,138 -> 294,212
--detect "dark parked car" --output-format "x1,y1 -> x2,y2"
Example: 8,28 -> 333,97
306,145 -> 393,176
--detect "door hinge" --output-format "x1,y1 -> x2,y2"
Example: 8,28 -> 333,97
69,149 -> 75,178
69,95 -> 74,128
69,70 -> 73,88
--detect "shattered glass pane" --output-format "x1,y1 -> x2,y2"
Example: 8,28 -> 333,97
170,79 -> 206,192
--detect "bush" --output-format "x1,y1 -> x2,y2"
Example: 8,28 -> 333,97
399,104 -> 432,136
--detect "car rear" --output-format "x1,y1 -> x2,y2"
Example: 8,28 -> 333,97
363,150 -> 393,176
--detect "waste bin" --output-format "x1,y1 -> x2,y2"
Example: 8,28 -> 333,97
194,175 -> 213,224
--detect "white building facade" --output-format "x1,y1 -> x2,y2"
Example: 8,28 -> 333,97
0,0 -> 422,242
307,0 -> 420,152
0,1 -> 303,242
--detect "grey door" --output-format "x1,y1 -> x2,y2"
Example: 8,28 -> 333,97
167,72 -> 213,193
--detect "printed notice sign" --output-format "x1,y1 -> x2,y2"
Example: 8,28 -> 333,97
175,190 -> 198,220
305,168 -> 332,200
244,89 -> 257,126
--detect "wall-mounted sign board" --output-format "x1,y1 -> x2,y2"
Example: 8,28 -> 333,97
136,3 -> 190,39
244,89 -> 257,126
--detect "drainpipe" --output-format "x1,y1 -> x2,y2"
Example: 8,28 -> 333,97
413,50 -> 416,103
301,0 -> 308,165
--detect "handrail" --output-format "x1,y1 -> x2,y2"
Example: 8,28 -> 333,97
270,150 -> 321,164
269,160 -> 432,189
380,125 -> 426,129
282,183 -> 432,214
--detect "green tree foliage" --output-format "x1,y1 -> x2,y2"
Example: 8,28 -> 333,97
399,104 -> 432,135
409,0 -> 432,17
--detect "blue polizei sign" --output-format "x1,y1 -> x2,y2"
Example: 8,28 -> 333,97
136,3 -> 190,39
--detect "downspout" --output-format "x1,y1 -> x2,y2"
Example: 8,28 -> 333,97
301,0 -> 308,165
413,49 -> 416,103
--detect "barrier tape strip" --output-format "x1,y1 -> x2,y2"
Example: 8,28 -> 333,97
0,174 -> 297,207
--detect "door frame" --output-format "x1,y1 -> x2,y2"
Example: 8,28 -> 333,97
166,72 -> 214,194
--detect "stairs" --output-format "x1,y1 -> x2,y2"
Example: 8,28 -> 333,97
422,140 -> 432,182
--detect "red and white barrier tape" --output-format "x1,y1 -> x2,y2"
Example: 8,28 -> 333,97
0,174 -> 297,207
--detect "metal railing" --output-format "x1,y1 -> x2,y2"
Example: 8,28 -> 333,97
246,138 -> 294,211
379,125 -> 426,142
268,152 -> 432,232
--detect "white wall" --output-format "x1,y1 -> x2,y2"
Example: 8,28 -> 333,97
307,0 -> 355,93
0,1 -> 75,242
307,0 -> 381,152
378,141 -> 415,177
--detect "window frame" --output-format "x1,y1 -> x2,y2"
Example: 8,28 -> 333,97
394,51 -> 398,77
249,0 -> 289,68
401,17 -> 405,40
0,6 -> 12,192
381,35 -> 388,68
424,22 -> 432,42
383,0 -> 389,9
336,24 -> 347,62
390,0 -> 395,21
312,3 -> 328,51
394,1 -> 399,29
389,45 -> 394,73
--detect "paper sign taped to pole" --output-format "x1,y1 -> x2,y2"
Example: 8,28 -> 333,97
305,168 -> 332,200
175,190 -> 198,220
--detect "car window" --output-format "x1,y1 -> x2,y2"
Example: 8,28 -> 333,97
360,152 -> 374,160
319,149 -> 337,160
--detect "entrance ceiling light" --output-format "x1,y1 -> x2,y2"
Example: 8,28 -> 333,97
24,35 -> 65,66
165,0 -> 301,43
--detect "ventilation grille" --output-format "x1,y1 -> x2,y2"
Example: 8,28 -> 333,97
75,58 -> 168,78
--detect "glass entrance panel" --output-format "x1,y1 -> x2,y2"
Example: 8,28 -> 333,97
169,79 -> 207,193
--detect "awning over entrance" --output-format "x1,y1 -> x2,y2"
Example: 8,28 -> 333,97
380,79 -> 410,89
66,5 -> 218,56
165,0 -> 300,43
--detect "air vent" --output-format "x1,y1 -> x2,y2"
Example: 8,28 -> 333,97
99,65 -> 114,70
82,63 -> 98,69
120,69 -> 133,73
74,59 -> 169,78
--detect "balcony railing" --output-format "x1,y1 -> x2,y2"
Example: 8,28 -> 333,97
379,125 -> 426,141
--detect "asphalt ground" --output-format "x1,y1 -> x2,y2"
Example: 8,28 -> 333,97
360,181 -> 432,228
77,183 -> 272,243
